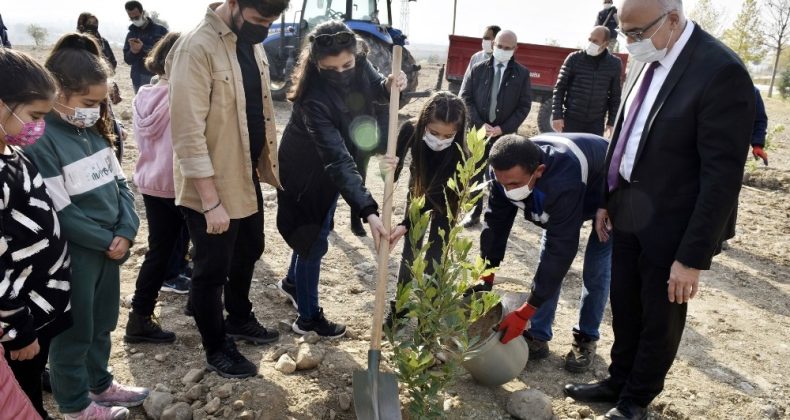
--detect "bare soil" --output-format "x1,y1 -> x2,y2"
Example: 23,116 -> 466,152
19,46 -> 790,420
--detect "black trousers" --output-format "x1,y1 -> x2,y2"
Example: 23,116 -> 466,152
181,183 -> 264,354
608,228 -> 688,406
563,118 -> 605,136
397,209 -> 450,286
5,334 -> 52,418
131,195 -> 190,316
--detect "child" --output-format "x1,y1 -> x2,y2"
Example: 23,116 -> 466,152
386,91 -> 469,325
24,33 -> 144,420
0,47 -> 73,420
124,32 -> 185,344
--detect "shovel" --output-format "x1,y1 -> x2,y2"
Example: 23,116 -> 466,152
353,45 -> 403,420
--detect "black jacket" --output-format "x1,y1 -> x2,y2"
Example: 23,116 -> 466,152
393,121 -> 465,227
460,57 -> 532,134
0,14 -> 10,48
752,86 -> 767,147
604,25 -> 755,270
98,36 -> 117,71
480,133 -> 608,308
596,7 -> 619,38
552,50 -> 622,125
123,19 -> 168,86
277,59 -> 388,256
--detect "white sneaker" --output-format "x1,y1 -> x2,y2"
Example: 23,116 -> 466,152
63,402 -> 129,420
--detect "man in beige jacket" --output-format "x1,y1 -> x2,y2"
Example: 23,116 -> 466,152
167,0 -> 288,378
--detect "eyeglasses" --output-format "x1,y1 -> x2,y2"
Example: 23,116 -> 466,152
310,32 -> 355,47
619,12 -> 669,42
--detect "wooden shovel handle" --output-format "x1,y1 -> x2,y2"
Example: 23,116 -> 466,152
370,46 -> 403,351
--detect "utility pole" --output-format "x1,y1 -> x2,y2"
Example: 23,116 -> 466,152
452,0 -> 458,34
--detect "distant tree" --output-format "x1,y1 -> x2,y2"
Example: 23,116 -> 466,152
149,11 -> 169,29
762,0 -> 790,98
689,0 -> 724,37
779,68 -> 790,99
26,24 -> 47,47
722,0 -> 766,65
545,38 -> 560,47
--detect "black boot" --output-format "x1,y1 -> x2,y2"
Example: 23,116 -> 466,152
564,331 -> 597,373
384,300 -> 409,329
350,215 -> 367,237
124,312 -> 176,343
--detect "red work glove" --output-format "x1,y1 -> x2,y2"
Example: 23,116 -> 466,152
752,145 -> 768,166
497,303 -> 537,344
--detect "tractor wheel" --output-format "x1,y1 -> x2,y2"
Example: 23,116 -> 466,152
358,33 -> 420,108
537,97 -> 556,133
264,42 -> 292,101
270,79 -> 291,101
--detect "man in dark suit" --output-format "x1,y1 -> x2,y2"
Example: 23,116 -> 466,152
460,29 -> 532,227
564,0 -> 755,419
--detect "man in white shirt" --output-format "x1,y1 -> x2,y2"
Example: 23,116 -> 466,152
564,0 -> 755,419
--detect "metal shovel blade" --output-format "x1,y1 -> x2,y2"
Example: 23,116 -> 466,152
353,350 -> 401,420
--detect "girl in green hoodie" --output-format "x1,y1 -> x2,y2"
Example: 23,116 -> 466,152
23,33 -> 145,420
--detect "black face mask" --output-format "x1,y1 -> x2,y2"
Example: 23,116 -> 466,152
84,24 -> 99,34
233,8 -> 269,44
320,67 -> 356,89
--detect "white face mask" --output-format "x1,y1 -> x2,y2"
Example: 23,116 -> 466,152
586,42 -> 604,56
603,3 -> 614,9
422,132 -> 455,152
132,17 -> 146,27
504,172 -> 535,201
57,103 -> 102,128
625,17 -> 673,63
493,47 -> 514,64
482,40 -> 494,54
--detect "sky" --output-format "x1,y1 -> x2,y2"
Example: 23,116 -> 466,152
1,0 -> 749,48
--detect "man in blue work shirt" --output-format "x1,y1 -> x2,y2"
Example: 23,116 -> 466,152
467,133 -> 611,373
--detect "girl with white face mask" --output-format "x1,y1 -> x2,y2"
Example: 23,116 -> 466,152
23,33 -> 146,420
379,91 -> 469,326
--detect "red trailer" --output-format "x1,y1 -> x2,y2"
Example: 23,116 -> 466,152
445,35 -> 628,133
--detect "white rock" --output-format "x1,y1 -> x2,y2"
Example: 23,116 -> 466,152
204,397 -> 221,415
238,410 -> 255,420
154,383 -> 171,393
121,294 -> 134,308
295,344 -> 324,370
155,353 -> 167,362
506,389 -> 553,420
182,368 -> 205,385
240,390 -> 252,402
144,391 -> 174,419
338,393 -> 352,411
299,331 -> 321,345
214,383 -> 233,399
275,354 -> 297,374
232,399 -> 244,411
161,402 -> 194,420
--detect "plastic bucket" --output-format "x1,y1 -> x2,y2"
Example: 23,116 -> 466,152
461,302 -> 529,387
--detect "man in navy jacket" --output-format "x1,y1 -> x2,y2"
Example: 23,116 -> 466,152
123,1 -> 168,92
467,133 -> 611,374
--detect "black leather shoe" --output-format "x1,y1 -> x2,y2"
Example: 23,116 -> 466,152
605,400 -> 647,419
564,380 -> 620,403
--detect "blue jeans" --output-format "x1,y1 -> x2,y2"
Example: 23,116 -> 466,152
287,199 -> 337,321
528,225 -> 612,342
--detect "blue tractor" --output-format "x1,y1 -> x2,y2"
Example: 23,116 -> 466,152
263,0 -> 421,106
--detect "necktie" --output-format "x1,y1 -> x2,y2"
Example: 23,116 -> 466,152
489,63 -> 504,123
607,61 -> 659,192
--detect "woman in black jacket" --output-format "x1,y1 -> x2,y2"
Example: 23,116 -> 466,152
276,21 -> 406,338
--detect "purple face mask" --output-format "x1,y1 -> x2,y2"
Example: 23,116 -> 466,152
1,105 -> 47,147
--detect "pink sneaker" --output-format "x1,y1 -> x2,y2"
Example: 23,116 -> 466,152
63,402 -> 129,419
89,381 -> 149,407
